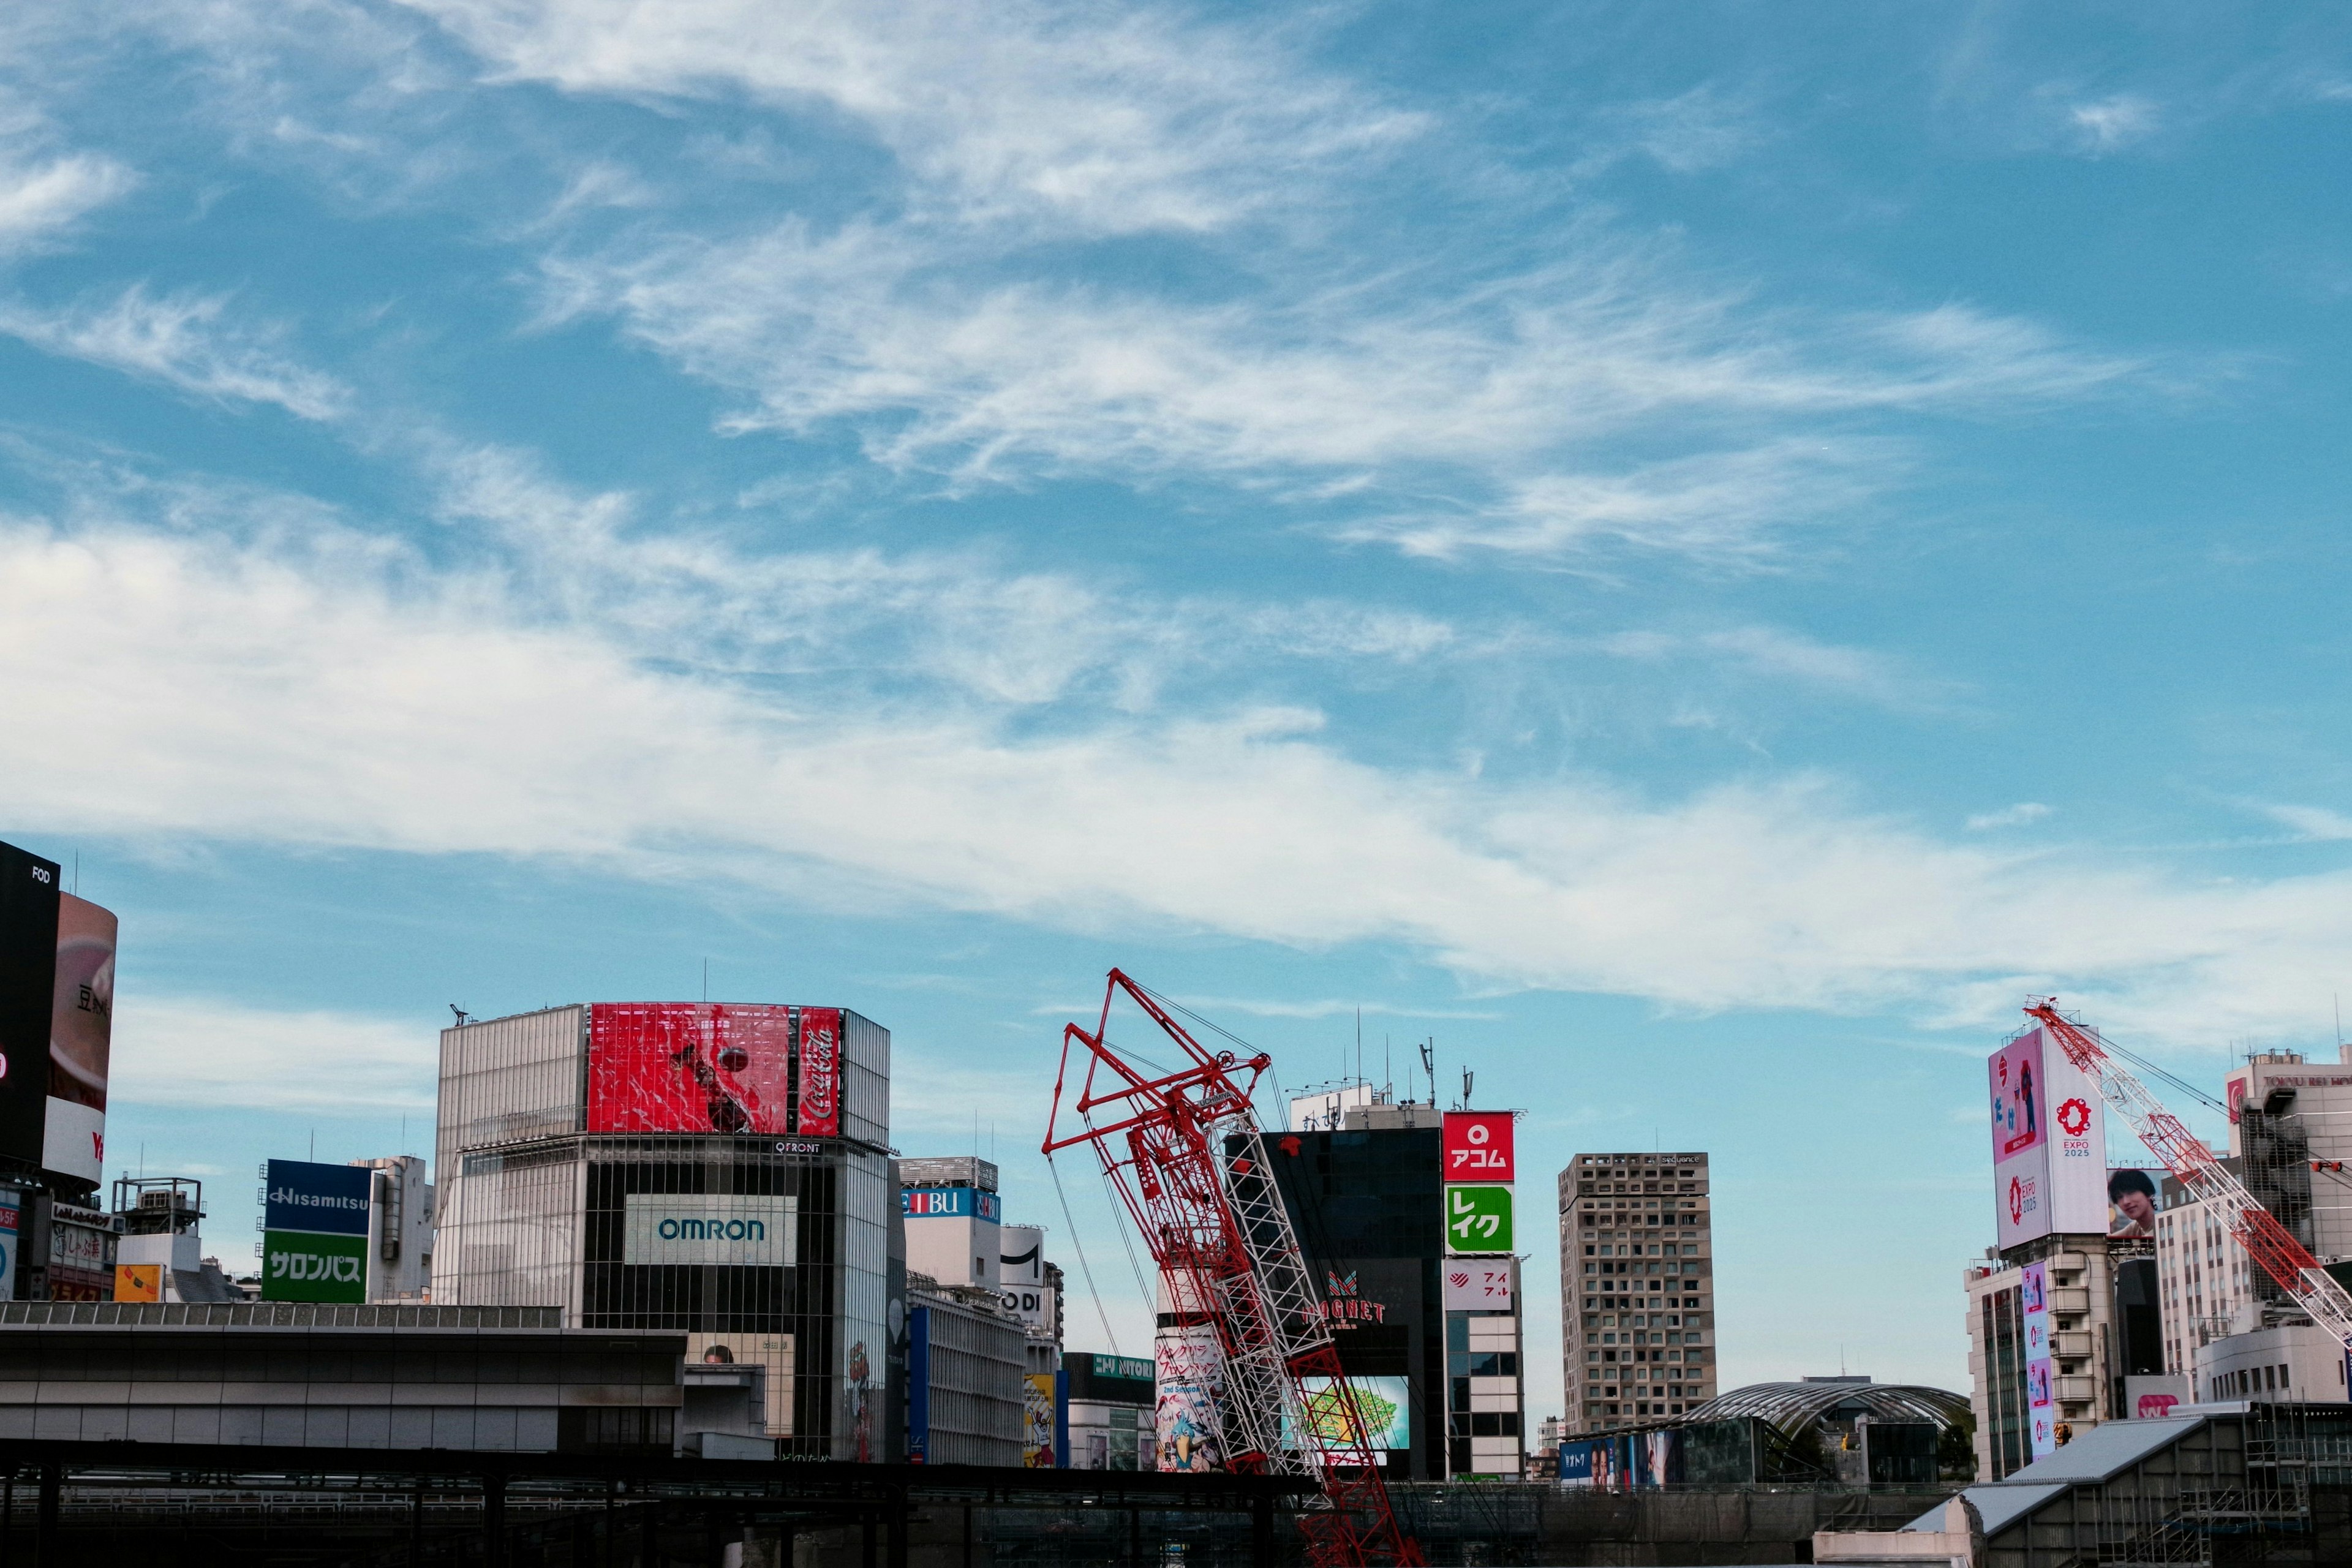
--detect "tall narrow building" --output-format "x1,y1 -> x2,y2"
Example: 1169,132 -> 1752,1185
1556,1152 -> 1717,1431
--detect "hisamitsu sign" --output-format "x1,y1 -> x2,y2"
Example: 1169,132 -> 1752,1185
264,1159 -> 372,1235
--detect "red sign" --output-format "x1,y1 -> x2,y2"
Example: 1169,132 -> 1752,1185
794,1006 -> 842,1137
1442,1111 -> 1514,1182
587,1003 -> 796,1134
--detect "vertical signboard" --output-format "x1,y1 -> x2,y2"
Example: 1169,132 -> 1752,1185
0,843 -> 62,1172
1991,1027 -> 2109,1248
1155,1327 -> 1226,1472
262,1158 -> 373,1303
0,1190 -> 17,1300
794,1006 -> 842,1137
907,1306 -> 931,1463
45,894 -> 115,1185
1441,1110 -> 1515,1259
1023,1373 -> 1058,1467
2022,1262 -> 2056,1458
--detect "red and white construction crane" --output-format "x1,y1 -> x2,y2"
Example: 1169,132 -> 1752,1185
2024,998 -> 2352,1351
1044,970 -> 1425,1568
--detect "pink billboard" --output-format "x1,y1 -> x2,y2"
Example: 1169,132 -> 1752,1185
1989,1034 -> 2045,1164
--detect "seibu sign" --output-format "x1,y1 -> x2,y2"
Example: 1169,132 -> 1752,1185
1443,1112 -> 1514,1182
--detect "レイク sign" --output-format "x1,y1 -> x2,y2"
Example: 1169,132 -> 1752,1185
1442,1112 -> 1514,1180
1445,1185 -> 1513,1253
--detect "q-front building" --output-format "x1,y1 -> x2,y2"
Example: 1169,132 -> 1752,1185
434,1002 -> 898,1460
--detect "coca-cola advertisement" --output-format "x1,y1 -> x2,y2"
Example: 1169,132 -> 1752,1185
794,1006 -> 841,1137
587,1003 -> 796,1135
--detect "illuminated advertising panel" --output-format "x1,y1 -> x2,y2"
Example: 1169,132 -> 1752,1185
2107,1167 -> 2164,1239
43,892 -> 113,1185
1286,1375 -> 1412,1451
0,1191 -> 17,1298
1991,1027 -> 2109,1248
1442,1111 -> 1515,1182
0,842 -> 62,1169
796,1006 -> 841,1137
587,1003 -> 796,1135
2022,1261 -> 2056,1457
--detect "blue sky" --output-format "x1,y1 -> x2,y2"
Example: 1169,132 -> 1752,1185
4,3 -> 2351,1417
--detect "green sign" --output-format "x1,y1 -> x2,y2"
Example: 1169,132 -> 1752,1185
1444,1185 -> 1513,1254
262,1229 -> 369,1303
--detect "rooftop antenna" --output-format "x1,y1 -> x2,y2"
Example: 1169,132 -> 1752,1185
1356,1008 -> 1363,1087
450,1004 -> 470,1026
1461,1067 -> 1473,1109
1419,1039 -> 1434,1106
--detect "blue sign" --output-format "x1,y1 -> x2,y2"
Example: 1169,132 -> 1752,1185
908,1306 -> 930,1463
264,1159 -> 372,1236
902,1186 -> 1002,1222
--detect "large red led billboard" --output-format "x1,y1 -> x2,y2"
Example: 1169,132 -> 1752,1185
587,1003 -> 842,1137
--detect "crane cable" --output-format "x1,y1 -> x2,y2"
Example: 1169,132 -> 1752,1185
1047,1150 -> 1126,1359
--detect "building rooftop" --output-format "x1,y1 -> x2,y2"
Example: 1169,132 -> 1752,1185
1687,1381 -> 1970,1438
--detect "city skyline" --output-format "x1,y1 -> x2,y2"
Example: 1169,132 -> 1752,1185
6,5 -> 2352,1421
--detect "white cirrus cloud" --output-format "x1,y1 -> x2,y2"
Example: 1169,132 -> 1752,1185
1967,802 -> 2054,831
2070,94 -> 2160,153
0,285 -> 347,420
399,0 -> 1422,233
2261,804 -> 2352,842
4,505 -> 2352,1052
538,217 -> 2149,562
110,994 -> 437,1112
0,150 -> 134,255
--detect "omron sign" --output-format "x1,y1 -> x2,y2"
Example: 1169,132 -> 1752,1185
623,1194 -> 796,1267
